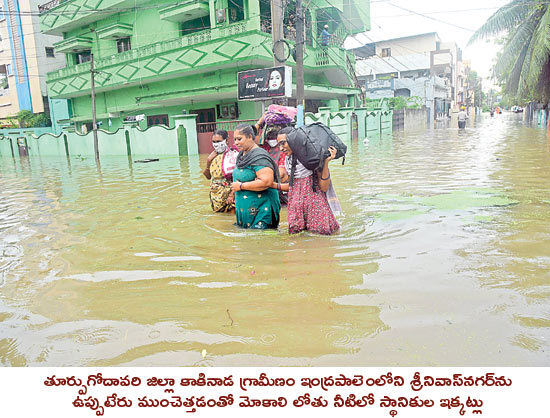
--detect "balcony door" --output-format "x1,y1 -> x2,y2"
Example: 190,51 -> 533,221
191,108 -> 216,127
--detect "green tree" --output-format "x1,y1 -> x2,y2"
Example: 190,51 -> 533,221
469,0 -> 550,101
16,110 -> 51,128
467,70 -> 484,107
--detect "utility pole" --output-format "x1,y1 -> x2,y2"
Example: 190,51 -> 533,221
295,0 -> 305,127
271,0 -> 284,66
90,53 -> 99,162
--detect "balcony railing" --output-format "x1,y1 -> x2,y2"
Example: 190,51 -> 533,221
48,22 -> 250,82
38,0 -> 67,13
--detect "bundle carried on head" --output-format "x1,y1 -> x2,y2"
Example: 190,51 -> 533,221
286,122 -> 347,173
263,104 -> 298,126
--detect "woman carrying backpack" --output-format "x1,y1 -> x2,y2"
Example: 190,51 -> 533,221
272,127 -> 340,235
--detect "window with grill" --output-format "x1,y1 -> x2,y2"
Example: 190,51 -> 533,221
45,47 -> 55,58
147,114 -> 169,127
76,51 -> 91,64
381,48 -> 391,58
116,38 -> 131,53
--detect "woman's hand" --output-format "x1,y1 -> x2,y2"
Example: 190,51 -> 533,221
258,113 -> 266,126
230,182 -> 242,192
207,151 -> 217,163
326,146 -> 337,163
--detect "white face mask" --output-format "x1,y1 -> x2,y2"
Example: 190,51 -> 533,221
267,139 -> 278,148
213,141 -> 227,154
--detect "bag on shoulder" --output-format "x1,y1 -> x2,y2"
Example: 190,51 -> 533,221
286,122 -> 347,172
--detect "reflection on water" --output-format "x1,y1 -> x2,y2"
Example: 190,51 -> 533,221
1,113 -> 549,366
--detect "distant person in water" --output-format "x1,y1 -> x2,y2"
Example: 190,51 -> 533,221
458,106 -> 468,129
202,129 -> 238,213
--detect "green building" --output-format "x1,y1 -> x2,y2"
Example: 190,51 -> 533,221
40,0 -> 370,132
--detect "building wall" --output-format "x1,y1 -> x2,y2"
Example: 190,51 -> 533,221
0,10 -> 19,121
28,0 -> 66,95
0,0 -> 64,122
375,33 -> 438,57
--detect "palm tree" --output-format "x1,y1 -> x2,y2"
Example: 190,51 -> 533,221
468,0 -> 550,101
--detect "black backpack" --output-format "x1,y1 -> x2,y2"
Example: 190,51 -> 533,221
286,122 -> 347,172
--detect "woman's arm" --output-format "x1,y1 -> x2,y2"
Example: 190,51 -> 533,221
231,167 -> 274,192
271,165 -> 289,192
273,182 -> 289,192
254,113 -> 266,144
317,146 -> 337,193
202,151 -> 217,180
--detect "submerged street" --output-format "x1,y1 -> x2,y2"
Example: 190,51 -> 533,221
0,113 -> 549,366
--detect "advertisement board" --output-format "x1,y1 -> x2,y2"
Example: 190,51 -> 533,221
237,66 -> 292,100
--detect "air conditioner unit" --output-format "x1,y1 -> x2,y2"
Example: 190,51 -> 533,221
216,9 -> 226,24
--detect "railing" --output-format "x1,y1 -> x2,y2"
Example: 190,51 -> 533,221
217,22 -> 247,37
260,19 -> 272,35
260,18 -> 317,48
48,23 -> 250,82
38,0 -> 66,14
315,49 -> 330,66
196,119 -> 256,133
345,53 -> 365,103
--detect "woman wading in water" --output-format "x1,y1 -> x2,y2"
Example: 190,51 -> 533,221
230,124 -> 280,229
202,129 -> 238,213
273,127 -> 340,235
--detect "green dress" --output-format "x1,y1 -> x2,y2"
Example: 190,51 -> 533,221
233,165 -> 280,229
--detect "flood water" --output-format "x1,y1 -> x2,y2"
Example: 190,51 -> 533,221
1,113 -> 549,366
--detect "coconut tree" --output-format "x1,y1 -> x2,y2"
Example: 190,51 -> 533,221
469,0 -> 550,101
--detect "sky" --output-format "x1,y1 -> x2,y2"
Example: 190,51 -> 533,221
345,0 -> 511,89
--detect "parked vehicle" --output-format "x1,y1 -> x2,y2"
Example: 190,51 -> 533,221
511,106 -> 524,113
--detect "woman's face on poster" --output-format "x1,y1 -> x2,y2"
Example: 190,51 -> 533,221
269,70 -> 283,90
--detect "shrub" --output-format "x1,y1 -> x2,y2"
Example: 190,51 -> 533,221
16,110 -> 51,128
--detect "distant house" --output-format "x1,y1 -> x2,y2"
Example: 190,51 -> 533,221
0,0 -> 67,126
349,32 -> 467,122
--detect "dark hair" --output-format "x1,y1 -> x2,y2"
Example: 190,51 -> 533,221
265,125 -> 283,140
235,124 -> 254,138
251,125 -> 258,137
278,127 -> 294,136
213,129 -> 228,140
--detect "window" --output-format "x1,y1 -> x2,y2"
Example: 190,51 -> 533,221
147,114 -> 169,127
180,16 -> 211,36
76,51 -> 91,64
116,38 -> 131,53
45,47 -> 55,58
0,64 -> 9,95
6,63 -> 12,76
228,0 -> 244,23
381,48 -> 391,58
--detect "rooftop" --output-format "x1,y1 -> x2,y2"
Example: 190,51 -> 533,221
355,53 -> 431,76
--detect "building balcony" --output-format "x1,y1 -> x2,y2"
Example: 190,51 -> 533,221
159,0 -> 210,23
39,0 -> 150,35
96,23 -> 134,40
53,36 -> 93,53
47,26 -> 352,99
